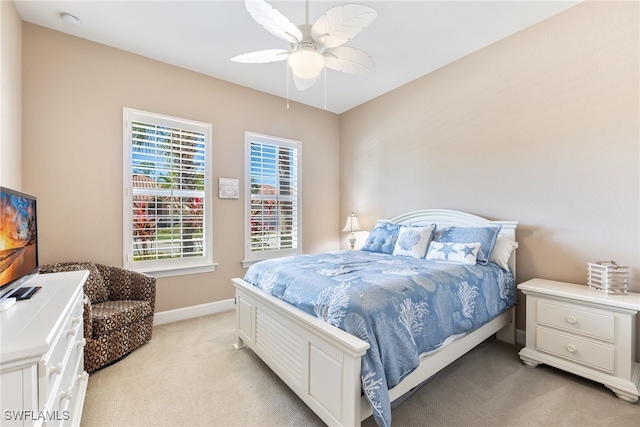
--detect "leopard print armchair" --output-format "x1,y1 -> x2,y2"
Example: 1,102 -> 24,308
39,262 -> 156,373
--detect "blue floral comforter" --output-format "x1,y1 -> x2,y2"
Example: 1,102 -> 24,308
243,250 -> 516,427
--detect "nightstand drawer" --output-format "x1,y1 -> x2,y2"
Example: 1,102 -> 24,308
537,327 -> 614,373
537,300 -> 614,342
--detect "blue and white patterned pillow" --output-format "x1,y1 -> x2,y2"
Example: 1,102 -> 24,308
361,221 -> 400,254
392,225 -> 435,258
432,225 -> 502,265
426,241 -> 481,264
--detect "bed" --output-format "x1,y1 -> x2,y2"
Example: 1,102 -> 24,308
232,209 -> 518,427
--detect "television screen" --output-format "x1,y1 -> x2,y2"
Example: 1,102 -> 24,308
0,186 -> 39,300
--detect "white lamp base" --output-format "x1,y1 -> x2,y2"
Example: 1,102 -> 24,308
348,234 -> 357,250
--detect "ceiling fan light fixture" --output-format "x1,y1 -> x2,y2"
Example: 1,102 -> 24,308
235,0 -> 377,93
288,48 -> 325,79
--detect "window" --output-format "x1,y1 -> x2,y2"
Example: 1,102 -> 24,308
244,132 -> 301,264
123,108 -> 214,276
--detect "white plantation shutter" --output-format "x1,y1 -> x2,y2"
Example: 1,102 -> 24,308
123,108 -> 214,275
245,132 -> 301,262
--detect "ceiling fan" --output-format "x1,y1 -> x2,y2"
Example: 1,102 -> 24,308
231,0 -> 377,91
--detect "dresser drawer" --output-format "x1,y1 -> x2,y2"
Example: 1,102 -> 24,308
42,327 -> 84,427
537,327 -> 615,373
61,355 -> 89,427
40,293 -> 83,407
537,300 -> 614,342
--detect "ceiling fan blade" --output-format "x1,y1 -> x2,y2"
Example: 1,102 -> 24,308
293,74 -> 320,91
231,49 -> 289,63
323,47 -> 375,75
311,4 -> 377,49
245,0 -> 303,44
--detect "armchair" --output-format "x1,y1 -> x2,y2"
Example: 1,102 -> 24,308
39,262 -> 156,373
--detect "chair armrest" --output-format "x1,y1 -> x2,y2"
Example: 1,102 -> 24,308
95,264 -> 156,312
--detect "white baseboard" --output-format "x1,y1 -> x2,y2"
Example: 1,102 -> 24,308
154,299 -> 235,326
515,328 -> 526,346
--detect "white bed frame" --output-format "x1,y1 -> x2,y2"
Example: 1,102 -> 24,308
233,209 -> 518,426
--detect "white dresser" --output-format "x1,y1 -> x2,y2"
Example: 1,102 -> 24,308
519,278 -> 640,402
1,271 -> 89,426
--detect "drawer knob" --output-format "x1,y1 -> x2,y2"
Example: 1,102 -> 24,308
567,344 -> 577,353
77,372 -> 89,382
566,316 -> 577,324
49,363 -> 62,378
77,338 -> 87,348
67,328 -> 76,337
60,389 -> 73,401
72,316 -> 81,326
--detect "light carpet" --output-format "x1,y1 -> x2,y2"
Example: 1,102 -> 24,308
81,310 -> 640,427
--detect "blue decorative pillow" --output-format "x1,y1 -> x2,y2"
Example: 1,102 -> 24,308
432,225 -> 502,265
392,225 -> 435,258
361,221 -> 400,254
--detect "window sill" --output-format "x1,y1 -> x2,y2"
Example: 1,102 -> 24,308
139,263 -> 218,278
242,253 -> 299,268
241,259 -> 258,268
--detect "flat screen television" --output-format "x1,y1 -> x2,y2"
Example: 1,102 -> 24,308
0,186 -> 39,301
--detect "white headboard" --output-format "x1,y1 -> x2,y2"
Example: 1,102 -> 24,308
388,209 -> 518,277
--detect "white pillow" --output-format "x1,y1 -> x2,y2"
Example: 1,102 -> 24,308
489,235 -> 518,270
426,242 -> 480,265
392,225 -> 435,258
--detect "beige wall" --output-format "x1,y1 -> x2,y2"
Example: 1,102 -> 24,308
340,1 -> 640,332
11,2 -> 640,332
21,24 -> 341,312
0,0 -> 22,188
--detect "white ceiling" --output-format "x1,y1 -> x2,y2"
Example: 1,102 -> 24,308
14,0 -> 580,114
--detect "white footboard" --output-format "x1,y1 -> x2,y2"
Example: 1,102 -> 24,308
234,277 -> 515,426
233,278 -> 370,427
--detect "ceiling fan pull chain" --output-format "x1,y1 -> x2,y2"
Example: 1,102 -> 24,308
324,67 -> 327,110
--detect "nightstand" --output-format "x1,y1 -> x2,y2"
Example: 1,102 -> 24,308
518,278 -> 640,402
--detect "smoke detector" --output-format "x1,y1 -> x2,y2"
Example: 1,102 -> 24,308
61,13 -> 82,27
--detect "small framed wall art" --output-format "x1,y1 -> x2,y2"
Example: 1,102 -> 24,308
219,178 -> 239,199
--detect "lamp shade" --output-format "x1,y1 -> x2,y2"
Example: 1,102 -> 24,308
342,213 -> 362,233
288,47 -> 325,79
